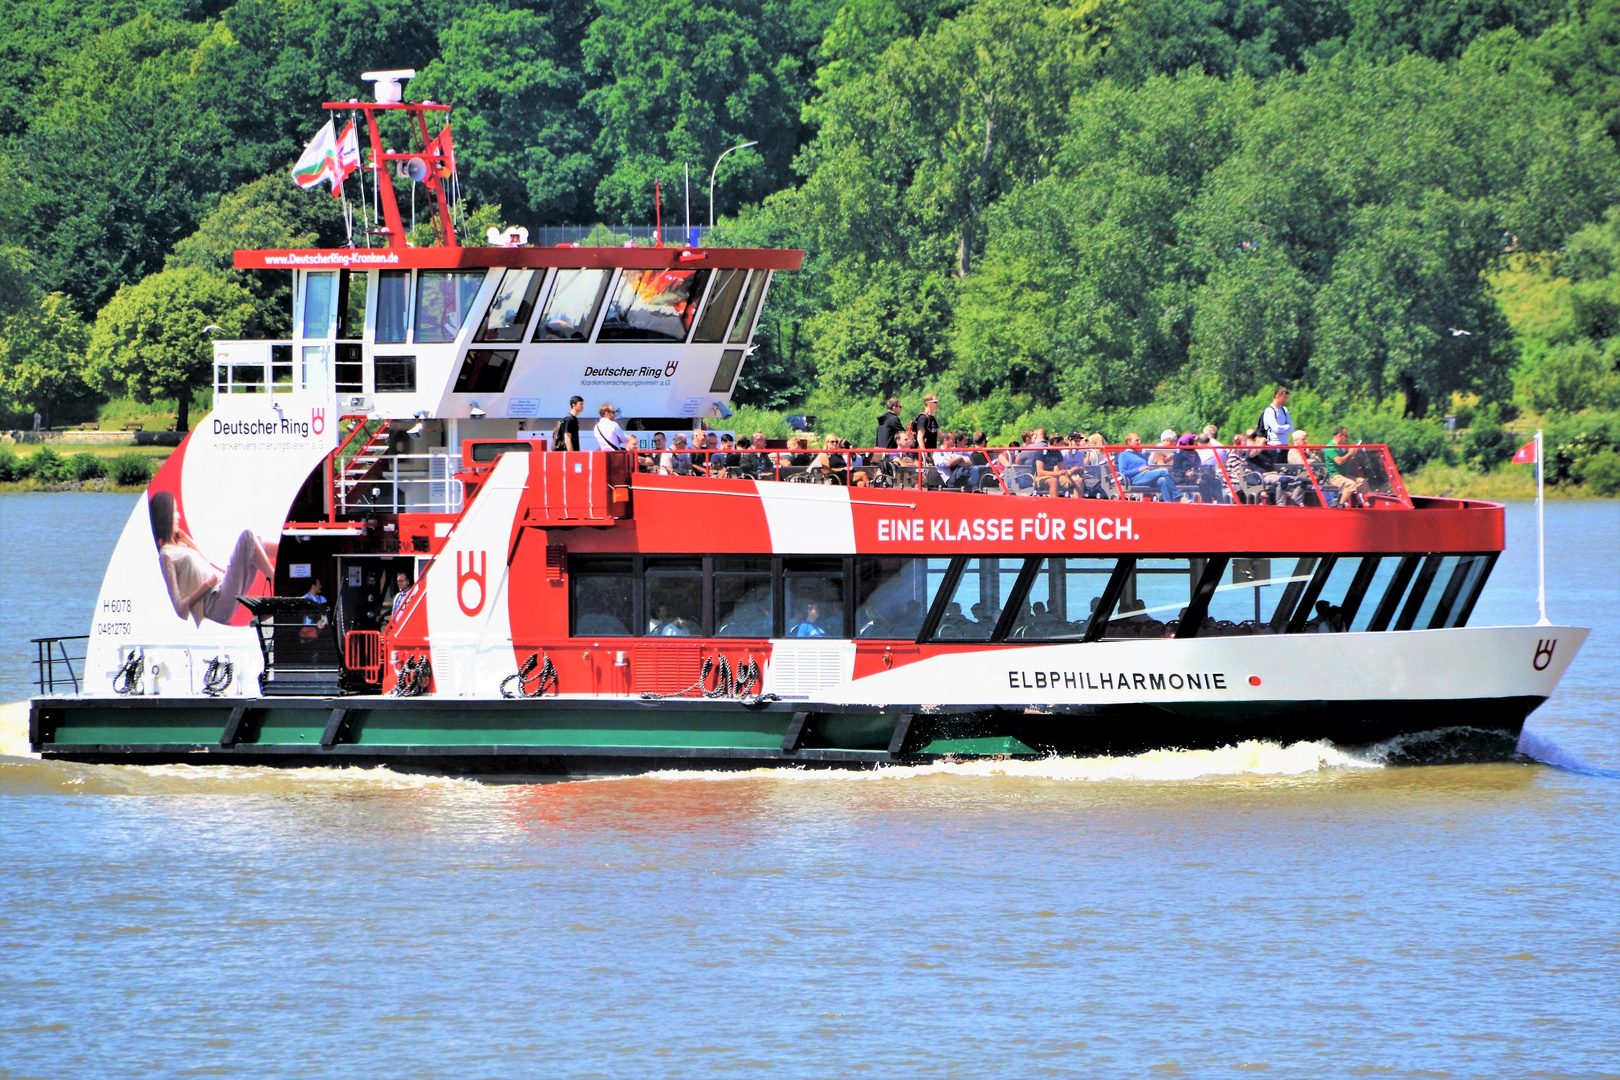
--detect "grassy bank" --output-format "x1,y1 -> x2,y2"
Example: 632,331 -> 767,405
1401,461 -> 1606,500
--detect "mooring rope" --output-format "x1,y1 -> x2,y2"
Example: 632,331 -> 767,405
639,653 -> 776,705
392,653 -> 432,697
112,649 -> 144,695
500,651 -> 559,698
201,655 -> 234,697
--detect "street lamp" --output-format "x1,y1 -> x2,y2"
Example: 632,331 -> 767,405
708,140 -> 758,229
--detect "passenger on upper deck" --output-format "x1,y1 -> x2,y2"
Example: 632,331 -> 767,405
557,396 -> 584,451
1261,385 -> 1293,445
659,434 -> 693,475
910,394 -> 941,449
1323,426 -> 1370,506
1116,433 -> 1185,503
876,398 -> 905,450
933,431 -> 976,489
594,403 -> 629,450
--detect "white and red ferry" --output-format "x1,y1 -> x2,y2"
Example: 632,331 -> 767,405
28,76 -> 1588,772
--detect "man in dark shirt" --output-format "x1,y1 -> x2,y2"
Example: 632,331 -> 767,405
556,395 -> 584,451
910,393 -> 941,449
875,398 -> 905,449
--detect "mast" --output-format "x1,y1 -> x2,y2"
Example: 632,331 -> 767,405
327,70 -> 458,250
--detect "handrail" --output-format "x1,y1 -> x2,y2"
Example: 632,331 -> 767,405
610,442 -> 1410,508
31,634 -> 89,695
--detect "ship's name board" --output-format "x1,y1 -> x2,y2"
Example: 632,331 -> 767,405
876,515 -> 1139,543
581,360 -> 680,386
213,413 -> 325,440
1009,669 -> 1229,692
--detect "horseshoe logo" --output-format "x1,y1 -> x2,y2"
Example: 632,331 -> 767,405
1533,638 -> 1556,671
310,407 -> 326,436
457,551 -> 487,616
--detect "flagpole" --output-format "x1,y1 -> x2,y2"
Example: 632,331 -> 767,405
1536,428 -> 1549,626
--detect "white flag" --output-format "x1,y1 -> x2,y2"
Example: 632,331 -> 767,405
335,119 -> 361,192
291,119 -> 339,193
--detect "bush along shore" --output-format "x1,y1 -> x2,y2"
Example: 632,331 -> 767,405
0,445 -> 154,490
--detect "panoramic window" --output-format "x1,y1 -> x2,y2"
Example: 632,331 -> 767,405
714,556 -> 772,638
476,268 -> 545,342
1200,556 -> 1319,635
935,557 -> 1022,641
598,269 -> 711,342
414,271 -> 485,344
571,557 -> 634,636
533,269 -> 611,341
1349,557 -> 1409,632
453,349 -> 518,394
783,557 -> 845,638
1010,557 -> 1116,640
709,349 -> 746,394
1103,558 -> 1197,639
374,355 -> 416,393
376,270 -> 411,343
854,557 -> 948,639
692,268 -> 746,342
727,271 -> 768,344
1394,554 -> 1464,631
1429,553 -> 1493,629
644,558 -> 703,636
301,272 -> 337,338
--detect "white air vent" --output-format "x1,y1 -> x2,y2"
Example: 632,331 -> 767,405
768,641 -> 855,698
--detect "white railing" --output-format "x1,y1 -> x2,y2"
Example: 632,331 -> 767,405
339,452 -> 464,515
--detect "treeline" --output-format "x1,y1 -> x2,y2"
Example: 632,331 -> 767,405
1,0 -> 1618,485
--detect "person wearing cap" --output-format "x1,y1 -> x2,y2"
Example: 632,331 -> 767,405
910,394 -> 941,450
1148,428 -> 1178,469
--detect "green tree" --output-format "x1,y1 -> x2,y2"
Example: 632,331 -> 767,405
0,292 -> 92,422
87,268 -> 254,430
808,260 -> 953,396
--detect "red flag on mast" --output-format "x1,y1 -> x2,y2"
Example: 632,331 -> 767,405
1512,439 -> 1537,464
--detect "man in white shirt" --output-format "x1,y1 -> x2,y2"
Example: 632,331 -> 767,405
1261,385 -> 1293,446
593,403 -> 628,450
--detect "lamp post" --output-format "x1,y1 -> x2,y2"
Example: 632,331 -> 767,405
708,140 -> 758,229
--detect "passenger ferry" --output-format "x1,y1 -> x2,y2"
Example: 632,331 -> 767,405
27,75 -> 1589,773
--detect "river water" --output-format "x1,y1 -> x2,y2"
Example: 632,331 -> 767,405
1,494 -> 1616,1077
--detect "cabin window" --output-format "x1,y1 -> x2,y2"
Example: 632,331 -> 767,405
414,271 -> 485,344
692,268 -> 746,342
935,557 -> 1021,641
714,556 -> 772,637
301,272 -> 337,338
854,557 -> 947,639
534,269 -> 611,341
1394,554 -> 1466,631
644,557 -> 703,636
1431,554 -> 1494,629
783,557 -> 845,638
1199,556 -> 1319,635
335,343 -> 364,394
301,345 -> 330,390
270,344 -> 294,392
1349,557 -> 1407,632
571,557 -> 635,637
376,270 -> 411,343
453,349 -> 518,394
476,268 -> 545,342
374,355 -> 416,393
1101,558 -> 1196,639
598,269 -> 711,342
727,271 -> 768,344
1009,557 -> 1115,640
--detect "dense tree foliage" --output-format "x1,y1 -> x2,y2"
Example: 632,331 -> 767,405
1,0 -> 1617,447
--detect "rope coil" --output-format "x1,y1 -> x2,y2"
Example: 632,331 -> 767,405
112,649 -> 144,695
501,652 -> 559,698
392,653 -> 432,697
201,655 -> 234,697
639,653 -> 775,705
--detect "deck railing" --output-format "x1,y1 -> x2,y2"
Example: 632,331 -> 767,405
621,443 -> 1410,508
31,635 -> 87,695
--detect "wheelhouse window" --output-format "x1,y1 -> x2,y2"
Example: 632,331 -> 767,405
335,343 -> 363,394
728,271 -> 768,344
692,268 -> 746,343
414,271 -> 485,344
376,270 -> 411,343
453,349 -> 518,394
476,268 -> 545,342
271,344 -> 294,393
598,269 -> 711,342
534,269 -> 611,341
301,271 -> 337,338
709,349 -> 745,394
571,557 -> 634,636
338,270 -> 366,339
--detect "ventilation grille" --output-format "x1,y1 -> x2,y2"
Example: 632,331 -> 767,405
631,645 -> 703,694
769,643 -> 850,697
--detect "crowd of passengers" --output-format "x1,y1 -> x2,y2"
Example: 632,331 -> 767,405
598,385 -> 1381,507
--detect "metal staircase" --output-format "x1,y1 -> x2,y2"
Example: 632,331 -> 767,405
332,418 -> 391,512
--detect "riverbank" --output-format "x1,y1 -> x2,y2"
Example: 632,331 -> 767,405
1402,461 -> 1607,500
0,479 -> 149,494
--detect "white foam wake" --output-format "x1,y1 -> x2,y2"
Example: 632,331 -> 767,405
637,739 -> 1381,784
0,700 -> 37,759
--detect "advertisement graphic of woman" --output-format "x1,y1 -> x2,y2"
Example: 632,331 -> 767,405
149,490 -> 278,625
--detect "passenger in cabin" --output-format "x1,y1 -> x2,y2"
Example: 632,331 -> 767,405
789,601 -> 828,637
876,397 -> 906,449
149,490 -> 278,626
301,578 -> 327,604
1311,600 -> 1347,633
935,602 -> 969,638
594,403 -> 629,450
1116,433 -> 1185,503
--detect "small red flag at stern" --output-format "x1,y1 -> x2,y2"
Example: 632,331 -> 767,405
1512,439 -> 1537,464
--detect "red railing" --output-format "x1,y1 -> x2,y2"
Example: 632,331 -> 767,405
613,442 -> 1410,508
344,629 -> 384,684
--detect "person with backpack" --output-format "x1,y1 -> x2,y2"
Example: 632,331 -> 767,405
553,395 -> 584,451
909,393 -> 941,450
1260,385 -> 1293,446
